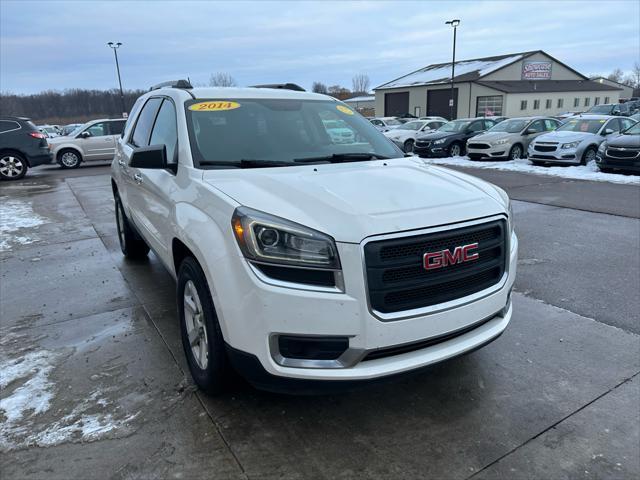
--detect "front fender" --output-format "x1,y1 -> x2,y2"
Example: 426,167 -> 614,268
50,141 -> 82,159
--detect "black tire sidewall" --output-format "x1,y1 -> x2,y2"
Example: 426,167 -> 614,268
582,147 -> 596,166
114,194 -> 149,258
403,139 -> 414,153
0,153 -> 28,180
177,257 -> 229,395
449,143 -> 462,157
509,145 -> 522,160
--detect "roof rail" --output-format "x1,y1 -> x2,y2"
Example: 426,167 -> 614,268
150,79 -> 193,91
251,83 -> 306,92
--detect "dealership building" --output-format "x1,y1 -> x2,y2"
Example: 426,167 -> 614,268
374,50 -> 622,119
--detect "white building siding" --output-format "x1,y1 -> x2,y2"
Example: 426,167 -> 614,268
503,90 -> 622,117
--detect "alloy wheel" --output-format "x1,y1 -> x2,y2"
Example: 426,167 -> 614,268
61,151 -> 79,167
0,155 -> 25,178
184,280 -> 209,370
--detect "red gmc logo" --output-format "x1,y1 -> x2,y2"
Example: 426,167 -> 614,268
423,243 -> 479,270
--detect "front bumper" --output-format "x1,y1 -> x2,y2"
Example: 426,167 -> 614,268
467,142 -> 510,160
414,143 -> 448,158
528,144 -> 580,164
596,152 -> 640,172
213,220 -> 518,386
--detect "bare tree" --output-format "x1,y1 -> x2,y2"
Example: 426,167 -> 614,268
632,62 -> 640,88
209,72 -> 237,87
312,82 -> 328,94
327,85 -> 352,100
351,74 -> 370,95
607,68 -> 624,83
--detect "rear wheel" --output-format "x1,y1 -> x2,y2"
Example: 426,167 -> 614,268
403,139 -> 414,153
178,257 -> 231,395
508,144 -> 523,160
58,149 -> 81,169
581,147 -> 596,166
114,195 -> 149,259
448,142 -> 462,157
0,153 -> 28,180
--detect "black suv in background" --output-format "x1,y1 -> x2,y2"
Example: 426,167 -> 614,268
587,103 -> 632,116
414,117 -> 498,157
0,116 -> 53,180
596,121 -> 640,174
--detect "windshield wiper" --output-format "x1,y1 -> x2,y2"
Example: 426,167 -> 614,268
200,159 -> 293,169
293,153 -> 391,164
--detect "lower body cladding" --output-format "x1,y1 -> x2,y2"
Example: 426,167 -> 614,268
213,216 -> 518,392
28,151 -> 55,167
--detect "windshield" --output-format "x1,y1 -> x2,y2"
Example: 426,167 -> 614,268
438,120 -> 471,133
623,122 -> 640,135
489,119 -> 527,133
396,121 -> 426,131
557,119 -> 605,134
588,105 -> 613,114
185,99 -> 401,167
385,118 -> 402,126
69,124 -> 86,136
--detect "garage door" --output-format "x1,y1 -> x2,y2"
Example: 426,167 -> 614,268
384,92 -> 409,117
427,89 -> 458,120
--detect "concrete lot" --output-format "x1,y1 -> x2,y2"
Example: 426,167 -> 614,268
1,163 -> 639,479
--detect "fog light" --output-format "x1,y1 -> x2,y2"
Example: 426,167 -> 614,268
278,336 -> 348,360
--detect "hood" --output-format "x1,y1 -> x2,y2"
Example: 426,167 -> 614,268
384,129 -> 412,140
416,131 -> 455,141
607,133 -> 640,148
472,131 -> 514,142
203,158 -> 506,243
535,130 -> 594,143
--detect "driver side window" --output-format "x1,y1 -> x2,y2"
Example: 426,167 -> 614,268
527,120 -> 544,134
86,122 -> 107,137
149,99 -> 178,165
468,121 -> 484,132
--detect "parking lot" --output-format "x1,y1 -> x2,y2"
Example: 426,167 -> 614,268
1,161 -> 639,479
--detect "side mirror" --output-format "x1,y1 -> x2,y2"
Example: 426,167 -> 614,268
524,128 -> 536,135
129,144 -> 168,169
603,128 -> 615,135
79,131 -> 91,138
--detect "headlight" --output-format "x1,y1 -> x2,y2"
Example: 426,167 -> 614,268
598,142 -> 607,153
491,139 -> 509,146
561,141 -> 580,149
231,207 -> 340,269
433,138 -> 446,145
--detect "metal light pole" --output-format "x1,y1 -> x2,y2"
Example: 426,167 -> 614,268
107,42 -> 126,116
445,19 -> 460,120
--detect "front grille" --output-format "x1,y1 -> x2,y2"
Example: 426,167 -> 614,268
534,144 -> 557,152
415,141 -> 431,148
606,148 -> 640,159
364,220 -> 506,315
468,143 -> 490,150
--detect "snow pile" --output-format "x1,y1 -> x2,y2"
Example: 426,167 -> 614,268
0,197 -> 48,251
379,54 -> 524,88
419,157 -> 640,185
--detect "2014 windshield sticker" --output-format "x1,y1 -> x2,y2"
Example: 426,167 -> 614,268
189,101 -> 241,112
336,105 -> 354,115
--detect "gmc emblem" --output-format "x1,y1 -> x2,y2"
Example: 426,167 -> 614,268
423,243 -> 479,271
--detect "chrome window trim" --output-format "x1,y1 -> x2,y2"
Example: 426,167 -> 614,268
0,121 -> 21,135
360,214 -> 511,321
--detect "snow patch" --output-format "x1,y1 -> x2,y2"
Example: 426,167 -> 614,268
418,157 -> 640,185
0,197 -> 48,251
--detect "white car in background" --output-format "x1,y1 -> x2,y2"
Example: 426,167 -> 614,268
384,119 -> 446,152
369,117 -> 404,132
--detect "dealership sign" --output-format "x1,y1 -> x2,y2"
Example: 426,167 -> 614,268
522,61 -> 552,80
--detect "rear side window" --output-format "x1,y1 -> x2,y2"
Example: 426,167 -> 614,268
0,120 -> 20,133
131,98 -> 162,147
109,120 -> 126,136
149,100 -> 178,164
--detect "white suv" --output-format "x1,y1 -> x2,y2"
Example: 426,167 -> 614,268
111,81 -> 518,394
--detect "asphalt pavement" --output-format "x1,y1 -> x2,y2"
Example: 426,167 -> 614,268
1,162 -> 638,479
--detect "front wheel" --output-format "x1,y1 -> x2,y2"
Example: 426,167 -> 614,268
403,139 -> 414,153
58,150 -> 81,169
448,143 -> 462,157
178,257 -> 231,395
581,147 -> 596,166
508,144 -> 523,160
114,195 -> 149,259
0,153 -> 28,180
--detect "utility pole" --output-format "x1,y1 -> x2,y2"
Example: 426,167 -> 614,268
107,42 -> 126,116
445,19 -> 460,120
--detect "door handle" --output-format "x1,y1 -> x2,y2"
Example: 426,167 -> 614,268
134,173 -> 143,184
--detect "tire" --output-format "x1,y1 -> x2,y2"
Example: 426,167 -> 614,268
178,256 -> 231,395
581,147 -> 596,166
403,139 -> 414,153
114,194 -> 149,259
448,142 -> 462,157
508,144 -> 523,160
0,152 -> 28,180
58,149 -> 82,169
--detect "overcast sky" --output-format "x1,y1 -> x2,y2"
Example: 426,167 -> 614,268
1,0 -> 638,94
